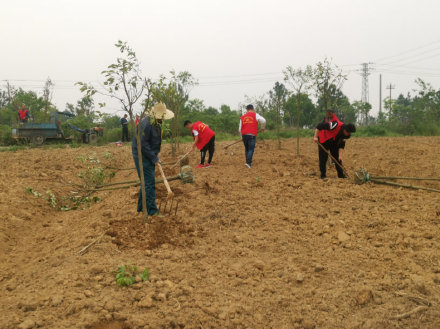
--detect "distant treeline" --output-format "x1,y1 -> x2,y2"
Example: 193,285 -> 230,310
0,77 -> 439,146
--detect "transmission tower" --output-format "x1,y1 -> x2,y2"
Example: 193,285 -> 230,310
360,62 -> 373,103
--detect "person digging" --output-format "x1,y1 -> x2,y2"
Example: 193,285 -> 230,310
132,102 -> 174,216
313,116 -> 356,179
184,120 -> 215,168
239,104 -> 266,168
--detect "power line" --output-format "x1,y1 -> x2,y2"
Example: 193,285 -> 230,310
375,63 -> 440,72
375,39 -> 440,63
196,71 -> 282,79
381,46 -> 440,66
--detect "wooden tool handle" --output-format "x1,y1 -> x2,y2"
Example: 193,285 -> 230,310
317,142 -> 350,178
170,150 -> 191,169
224,139 -> 242,149
157,162 -> 174,198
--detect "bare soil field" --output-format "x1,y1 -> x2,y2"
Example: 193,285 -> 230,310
1,136 -> 440,329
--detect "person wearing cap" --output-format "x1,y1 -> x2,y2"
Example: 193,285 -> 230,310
239,104 -> 266,168
120,114 -> 129,142
313,115 -> 356,179
184,120 -> 215,168
132,102 -> 174,216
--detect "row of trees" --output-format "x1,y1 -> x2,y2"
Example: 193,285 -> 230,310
1,44 -> 440,150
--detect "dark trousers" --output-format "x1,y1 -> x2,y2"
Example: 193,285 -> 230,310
318,141 -> 345,178
133,155 -> 158,215
242,134 -> 256,166
122,127 -> 129,142
200,136 -> 215,165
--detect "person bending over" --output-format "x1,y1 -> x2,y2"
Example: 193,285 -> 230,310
314,117 -> 356,179
184,120 -> 215,168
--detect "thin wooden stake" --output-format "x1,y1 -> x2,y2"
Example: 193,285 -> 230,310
392,306 -> 428,320
77,233 -> 105,255
371,179 -> 440,193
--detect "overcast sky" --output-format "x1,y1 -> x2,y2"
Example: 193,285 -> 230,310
2,0 -> 440,116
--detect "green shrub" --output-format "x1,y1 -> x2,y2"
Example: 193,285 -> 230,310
0,124 -> 14,146
103,127 -> 124,143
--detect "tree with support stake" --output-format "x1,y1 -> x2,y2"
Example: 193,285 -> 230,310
152,71 -> 198,158
77,41 -> 154,223
283,65 -> 312,156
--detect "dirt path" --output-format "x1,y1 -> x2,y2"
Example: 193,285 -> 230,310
1,137 -> 440,329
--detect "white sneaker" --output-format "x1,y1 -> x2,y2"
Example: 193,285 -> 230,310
245,163 -> 251,168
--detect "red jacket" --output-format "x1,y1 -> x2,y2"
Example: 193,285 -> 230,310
240,112 -> 258,136
192,121 -> 215,150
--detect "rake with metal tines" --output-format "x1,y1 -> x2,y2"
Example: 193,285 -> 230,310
157,197 -> 179,217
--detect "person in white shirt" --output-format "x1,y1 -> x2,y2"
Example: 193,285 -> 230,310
239,104 -> 266,168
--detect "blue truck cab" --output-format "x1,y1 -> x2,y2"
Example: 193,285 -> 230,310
12,111 -> 75,145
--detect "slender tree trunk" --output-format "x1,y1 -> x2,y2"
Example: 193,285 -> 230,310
277,103 -> 281,150
296,95 -> 301,156
132,115 -> 148,222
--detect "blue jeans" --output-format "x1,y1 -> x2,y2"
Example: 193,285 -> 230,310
242,135 -> 256,166
133,155 -> 158,215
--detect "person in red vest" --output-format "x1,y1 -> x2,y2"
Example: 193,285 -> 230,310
18,105 -> 30,123
184,120 -> 215,168
239,104 -> 266,168
314,114 -> 356,179
318,109 -> 338,144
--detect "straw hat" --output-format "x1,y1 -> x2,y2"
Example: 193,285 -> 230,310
148,102 -> 174,120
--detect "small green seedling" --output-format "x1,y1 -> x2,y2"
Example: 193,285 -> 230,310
115,265 -> 149,287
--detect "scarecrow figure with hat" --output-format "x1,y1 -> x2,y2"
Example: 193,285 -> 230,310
132,102 -> 174,216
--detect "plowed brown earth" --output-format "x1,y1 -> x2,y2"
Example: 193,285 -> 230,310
1,136 -> 440,329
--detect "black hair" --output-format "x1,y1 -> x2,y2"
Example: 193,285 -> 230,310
183,120 -> 192,127
246,104 -> 254,110
344,123 -> 356,133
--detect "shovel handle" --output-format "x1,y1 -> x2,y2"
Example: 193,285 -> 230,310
157,162 -> 174,198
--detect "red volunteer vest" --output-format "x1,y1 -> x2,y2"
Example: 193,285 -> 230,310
319,116 -> 344,143
19,109 -> 28,120
240,112 -> 258,136
318,114 -> 340,143
192,121 -> 215,150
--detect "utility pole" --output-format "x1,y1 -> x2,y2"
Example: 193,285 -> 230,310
6,80 -> 12,105
360,63 -> 373,104
386,83 -> 395,113
379,74 -> 382,114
